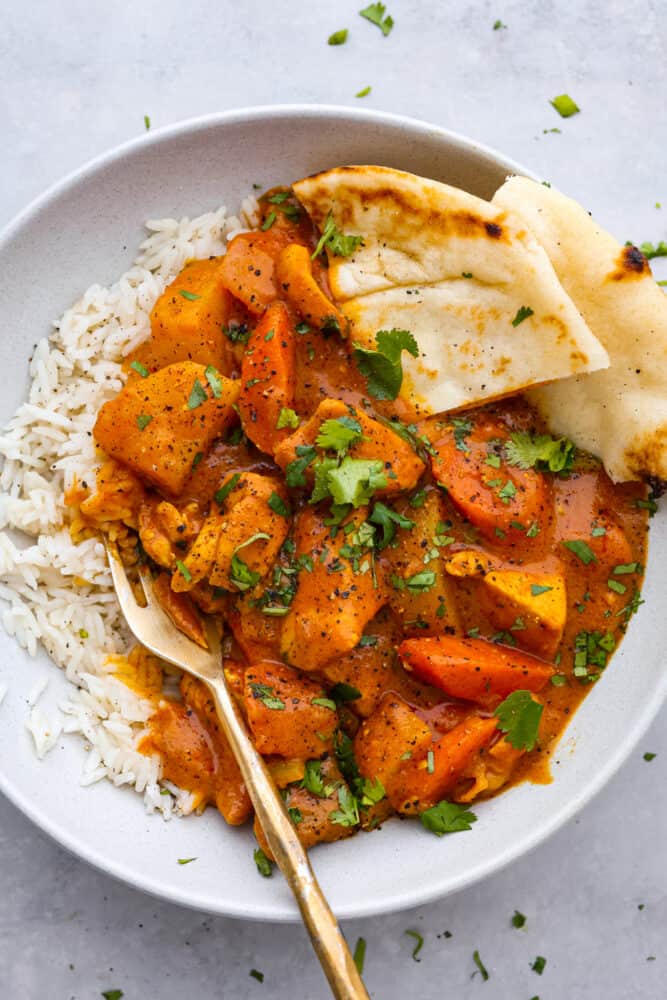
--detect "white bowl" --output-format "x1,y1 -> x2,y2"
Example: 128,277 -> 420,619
0,105 -> 664,921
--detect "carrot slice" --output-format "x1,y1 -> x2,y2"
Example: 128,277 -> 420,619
391,716 -> 499,814
429,417 -> 549,541
399,635 -> 553,707
238,301 -> 296,454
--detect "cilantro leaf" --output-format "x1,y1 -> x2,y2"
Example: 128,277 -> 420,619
353,328 -> 419,400
369,502 -> 415,548
276,406 -> 300,430
405,929 -> 424,962
230,555 -> 260,591
505,431 -> 576,472
285,444 -> 318,487
638,240 -> 667,261
301,759 -> 336,798
530,584 -> 553,596
550,93 -> 580,117
359,2 -> 394,35
102,992 -> 124,1000
353,937 -> 366,974
315,415 -> 364,453
187,378 -> 208,409
328,28 -> 348,44
419,800 -> 478,835
327,457 -> 387,507
562,539 -> 597,564
175,559 -> 192,583
249,682 -> 285,710
179,289 -> 201,301
495,690 -> 543,750
177,857 -> 197,865
249,969 -> 264,983
312,211 -> 365,259
473,950 -> 489,981
330,785 -> 360,827
356,85 -> 372,98
136,413 -> 153,431
310,456 -> 339,503
253,847 -> 273,877
204,365 -> 223,398
215,472 -> 241,506
130,359 -> 149,377
512,910 -> 527,928
329,682 -> 362,703
511,305 -> 534,327
267,491 -> 290,517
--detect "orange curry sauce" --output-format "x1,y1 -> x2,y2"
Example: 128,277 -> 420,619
78,188 -> 650,853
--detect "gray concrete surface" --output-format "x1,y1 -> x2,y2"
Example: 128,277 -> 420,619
1,1 -> 666,996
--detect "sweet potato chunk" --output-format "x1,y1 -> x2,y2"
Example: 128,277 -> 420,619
244,661 -> 338,757
238,301 -> 296,454
354,693 -> 434,796
275,243 -> 347,332
131,258 -> 234,374
93,362 -> 239,497
281,507 -> 386,671
399,634 -> 554,707
273,398 -> 424,493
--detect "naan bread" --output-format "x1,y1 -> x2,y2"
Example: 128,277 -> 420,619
293,166 -> 609,415
494,176 -> 667,483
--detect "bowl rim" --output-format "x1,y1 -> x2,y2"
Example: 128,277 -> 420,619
1,103 -> 665,923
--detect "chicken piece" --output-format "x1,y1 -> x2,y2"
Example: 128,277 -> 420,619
171,471 -> 289,592
78,459 -> 146,529
152,572 -> 207,648
274,398 -> 424,494
244,661 -> 338,758
254,756 -> 355,856
280,506 -> 386,671
93,361 -> 240,496
137,497 -> 202,569
354,693 -> 434,797
131,257 -> 235,375
226,595 -> 283,662
381,489 -> 461,635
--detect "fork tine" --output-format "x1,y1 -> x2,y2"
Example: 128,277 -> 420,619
104,541 -> 141,609
138,566 -> 154,606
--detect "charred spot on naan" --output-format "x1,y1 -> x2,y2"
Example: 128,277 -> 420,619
607,244 -> 650,281
625,426 -> 667,480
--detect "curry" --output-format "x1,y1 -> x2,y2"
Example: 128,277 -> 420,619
73,186 -> 649,854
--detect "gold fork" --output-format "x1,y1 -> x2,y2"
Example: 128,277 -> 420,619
105,543 -> 369,1000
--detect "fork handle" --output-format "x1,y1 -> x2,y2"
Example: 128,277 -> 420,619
207,675 -> 370,1000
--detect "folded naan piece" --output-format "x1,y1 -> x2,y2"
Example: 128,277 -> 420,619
494,176 -> 667,483
293,165 -> 609,415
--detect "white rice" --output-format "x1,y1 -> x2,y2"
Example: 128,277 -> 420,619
0,194 -> 260,817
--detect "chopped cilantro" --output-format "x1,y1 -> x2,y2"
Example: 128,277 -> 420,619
511,305 -> 534,327
493,19 -> 507,29
616,589 -> 644,623
230,534 -> 269,591
301,759 -> 335,798
78,628 -> 88,639
531,955 -> 547,975
136,413 -> 153,431
187,378 -> 208,409
573,630 -> 615,682
249,969 -> 264,982
179,289 -> 201,301
143,115 -> 151,131
177,857 -> 197,865
505,431 -> 575,472
451,417 -> 473,453
473,950 -> 489,981
175,559 -> 192,583
530,584 -> 553,596
498,480 -> 517,503
102,992 -> 124,1000
356,86 -> 372,98
613,562 -> 642,575
607,578 -> 626,595
426,749 -> 435,774
562,539 -> 597,564
130,359 -> 149,377
312,211 -> 365,259
353,328 -> 419,400
249,682 -> 285,711
268,491 -> 291,517
358,635 -> 378,648
288,806 -> 303,825
312,696 -> 337,711
328,28 -> 348,44
260,211 -> 276,231
223,321 -> 250,344
420,800 -> 477,836
191,451 -> 203,471
330,682 -> 362,703
215,472 -> 241,505
635,497 -> 658,516
310,456 -> 339,503
276,406 -> 300,430
551,674 -> 567,686
359,2 -> 394,35
204,365 -> 223,398
327,457 -> 387,507
353,937 -> 366,974
512,910 -> 527,928
330,785 -> 360,827
401,570 -> 435,593
550,93 -> 580,117
285,444 -> 318,487
526,521 -> 540,538
253,847 -> 273,877
369,501 -> 415,548
638,240 -> 667,260
316,415 -> 364,453
409,487 -> 427,508
644,752 -> 657,762
405,929 -> 424,962
495,690 -> 543,750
